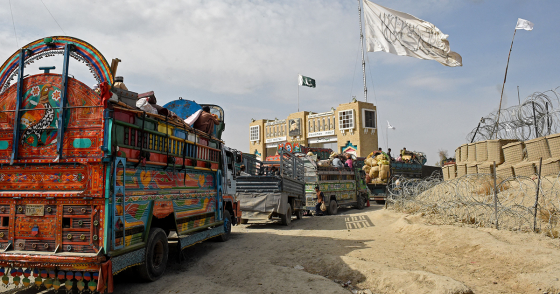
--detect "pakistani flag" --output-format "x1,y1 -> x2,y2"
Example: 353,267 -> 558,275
298,74 -> 316,88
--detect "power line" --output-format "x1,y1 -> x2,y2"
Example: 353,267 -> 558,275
8,0 -> 19,48
40,0 -> 66,35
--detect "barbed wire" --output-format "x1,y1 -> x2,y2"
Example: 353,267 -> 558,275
467,87 -> 560,142
386,172 -> 560,238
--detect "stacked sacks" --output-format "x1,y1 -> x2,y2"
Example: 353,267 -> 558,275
363,152 -> 390,184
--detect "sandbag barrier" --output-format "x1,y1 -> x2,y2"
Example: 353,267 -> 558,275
386,171 -> 560,238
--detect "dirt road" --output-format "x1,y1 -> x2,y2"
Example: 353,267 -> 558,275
111,204 -> 560,294
9,204 -> 560,294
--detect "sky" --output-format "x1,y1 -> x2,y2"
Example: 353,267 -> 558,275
0,0 -> 559,165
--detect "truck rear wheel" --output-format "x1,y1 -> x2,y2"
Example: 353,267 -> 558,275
138,228 -> 169,282
217,210 -> 232,242
328,199 -> 338,215
281,206 -> 292,226
356,194 -> 365,210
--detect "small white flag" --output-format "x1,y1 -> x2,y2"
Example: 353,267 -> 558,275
515,18 -> 534,31
387,121 -> 395,130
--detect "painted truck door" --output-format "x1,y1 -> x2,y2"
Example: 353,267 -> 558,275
112,157 -> 126,250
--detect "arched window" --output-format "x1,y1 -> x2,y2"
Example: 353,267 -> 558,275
309,120 -> 312,132
322,118 -> 326,131
327,117 -> 331,130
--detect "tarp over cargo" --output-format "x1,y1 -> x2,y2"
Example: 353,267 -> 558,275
236,192 -> 289,215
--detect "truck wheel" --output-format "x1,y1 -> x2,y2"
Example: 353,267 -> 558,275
137,228 -> 169,282
217,210 -> 232,242
356,194 -> 365,210
281,206 -> 292,226
296,209 -> 304,220
240,218 -> 249,224
328,199 -> 338,215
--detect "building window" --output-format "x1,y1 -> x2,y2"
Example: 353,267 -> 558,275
327,117 -> 331,130
313,120 -> 316,132
250,125 -> 260,141
362,109 -> 376,129
338,110 -> 354,130
308,121 -> 312,133
322,118 -> 326,131
332,116 -> 335,129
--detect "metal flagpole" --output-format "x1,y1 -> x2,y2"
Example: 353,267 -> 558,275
298,74 -> 300,112
358,0 -> 367,102
492,29 -> 517,139
386,125 -> 389,150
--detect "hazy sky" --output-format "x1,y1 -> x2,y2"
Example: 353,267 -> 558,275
1,0 -> 559,164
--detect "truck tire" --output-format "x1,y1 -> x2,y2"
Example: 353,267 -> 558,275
217,210 -> 232,242
137,228 -> 169,282
240,218 -> 249,224
356,194 -> 365,210
328,199 -> 338,215
281,206 -> 292,226
296,209 -> 304,220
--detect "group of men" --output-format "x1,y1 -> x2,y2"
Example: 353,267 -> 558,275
331,154 -> 354,168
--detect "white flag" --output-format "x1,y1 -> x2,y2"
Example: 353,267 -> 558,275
387,121 -> 395,130
515,18 -> 534,31
363,0 -> 462,67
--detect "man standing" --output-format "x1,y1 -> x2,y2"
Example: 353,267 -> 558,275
387,148 -> 393,161
314,186 -> 324,216
193,106 -> 220,135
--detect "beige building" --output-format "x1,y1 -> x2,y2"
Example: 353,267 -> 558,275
249,99 -> 378,159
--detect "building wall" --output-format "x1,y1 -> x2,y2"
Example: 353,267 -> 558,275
249,100 -> 378,158
249,119 -> 266,160
335,101 -> 378,156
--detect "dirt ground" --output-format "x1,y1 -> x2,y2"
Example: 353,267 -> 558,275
113,204 -> 560,294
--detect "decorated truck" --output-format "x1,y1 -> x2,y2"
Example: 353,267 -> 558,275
364,150 -> 440,203
236,150 -> 305,226
301,155 -> 369,214
0,36 -> 240,292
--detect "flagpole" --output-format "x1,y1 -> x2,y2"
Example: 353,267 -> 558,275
492,29 -> 517,139
298,74 -> 300,112
386,125 -> 388,150
358,0 -> 367,102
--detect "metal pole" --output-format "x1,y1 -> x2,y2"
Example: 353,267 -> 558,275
532,101 -> 538,137
358,0 -> 367,102
298,75 -> 300,112
546,102 -> 550,135
517,86 -> 520,105
471,118 -> 483,143
492,29 -> 517,139
493,161 -> 499,230
533,158 -> 543,232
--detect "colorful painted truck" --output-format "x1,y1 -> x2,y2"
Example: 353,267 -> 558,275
236,150 -> 305,225
0,36 -> 239,292
301,155 -> 369,214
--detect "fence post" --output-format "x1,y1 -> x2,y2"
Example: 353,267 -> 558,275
493,161 -> 499,230
533,158 -> 543,232
532,101 -> 538,137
